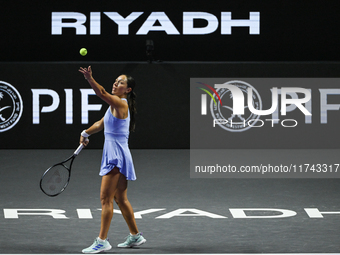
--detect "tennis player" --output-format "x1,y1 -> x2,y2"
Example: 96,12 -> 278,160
78,66 -> 146,253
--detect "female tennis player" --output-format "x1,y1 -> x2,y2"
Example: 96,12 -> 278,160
78,66 -> 146,253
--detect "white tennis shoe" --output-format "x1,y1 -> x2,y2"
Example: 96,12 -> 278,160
82,237 -> 112,253
117,233 -> 146,248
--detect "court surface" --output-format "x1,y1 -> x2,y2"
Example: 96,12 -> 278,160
1,149 -> 340,254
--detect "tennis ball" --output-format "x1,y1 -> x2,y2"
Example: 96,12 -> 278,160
80,48 -> 87,56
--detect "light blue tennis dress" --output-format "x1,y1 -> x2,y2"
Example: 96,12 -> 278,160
99,98 -> 136,180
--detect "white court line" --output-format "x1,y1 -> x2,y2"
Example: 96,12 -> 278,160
3,254 -> 340,255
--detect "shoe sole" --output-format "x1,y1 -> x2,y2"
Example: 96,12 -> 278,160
82,245 -> 112,254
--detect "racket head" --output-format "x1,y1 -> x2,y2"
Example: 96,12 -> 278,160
40,143 -> 86,197
40,162 -> 72,197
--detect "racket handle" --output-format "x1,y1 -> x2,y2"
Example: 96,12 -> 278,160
74,138 -> 89,155
74,144 -> 84,155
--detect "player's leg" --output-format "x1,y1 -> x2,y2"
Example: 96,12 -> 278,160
114,175 -> 146,248
82,167 -> 120,253
114,175 -> 138,234
99,167 -> 121,240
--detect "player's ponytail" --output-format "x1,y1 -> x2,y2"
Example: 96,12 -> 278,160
124,74 -> 137,132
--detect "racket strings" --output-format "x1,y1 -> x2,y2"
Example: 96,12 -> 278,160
40,165 -> 70,196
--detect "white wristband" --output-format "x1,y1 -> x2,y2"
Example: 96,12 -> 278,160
81,130 -> 90,138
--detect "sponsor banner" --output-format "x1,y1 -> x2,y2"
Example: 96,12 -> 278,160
1,1 -> 340,61
3,63 -> 340,149
190,78 -> 340,178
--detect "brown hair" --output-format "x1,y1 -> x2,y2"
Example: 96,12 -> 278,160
124,74 -> 136,132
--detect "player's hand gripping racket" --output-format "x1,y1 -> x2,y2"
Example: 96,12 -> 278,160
40,141 -> 87,197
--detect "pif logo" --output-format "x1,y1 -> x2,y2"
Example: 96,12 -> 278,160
0,81 -> 23,132
198,80 -> 312,132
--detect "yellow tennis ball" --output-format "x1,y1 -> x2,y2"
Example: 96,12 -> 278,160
80,48 -> 87,56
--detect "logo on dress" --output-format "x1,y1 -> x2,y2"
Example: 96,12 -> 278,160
0,81 -> 23,132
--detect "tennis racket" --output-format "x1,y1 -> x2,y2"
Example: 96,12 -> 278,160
40,142 -> 87,197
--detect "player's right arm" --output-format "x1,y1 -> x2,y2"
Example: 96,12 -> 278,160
80,117 -> 104,146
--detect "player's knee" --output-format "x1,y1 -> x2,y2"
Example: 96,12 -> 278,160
114,195 -> 128,205
100,192 -> 113,205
